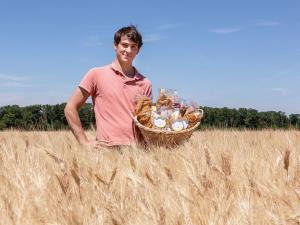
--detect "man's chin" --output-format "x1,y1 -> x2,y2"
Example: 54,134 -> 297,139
121,58 -> 133,63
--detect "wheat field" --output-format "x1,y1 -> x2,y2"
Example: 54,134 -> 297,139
0,130 -> 300,225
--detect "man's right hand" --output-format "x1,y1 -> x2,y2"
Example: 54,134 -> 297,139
80,140 -> 110,150
65,87 -> 91,147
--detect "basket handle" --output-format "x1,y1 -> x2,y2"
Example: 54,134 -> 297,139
130,112 -> 138,122
198,108 -> 204,119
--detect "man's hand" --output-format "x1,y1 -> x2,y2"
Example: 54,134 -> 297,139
65,87 -> 91,145
80,140 -> 110,150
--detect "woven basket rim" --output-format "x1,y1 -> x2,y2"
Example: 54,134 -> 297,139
132,114 -> 200,134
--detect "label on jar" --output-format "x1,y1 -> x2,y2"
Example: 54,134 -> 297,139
182,120 -> 189,129
171,120 -> 184,131
154,118 -> 166,128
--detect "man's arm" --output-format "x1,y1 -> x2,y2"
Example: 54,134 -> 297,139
64,87 -> 90,145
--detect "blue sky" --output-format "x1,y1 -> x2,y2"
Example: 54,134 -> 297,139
0,0 -> 299,114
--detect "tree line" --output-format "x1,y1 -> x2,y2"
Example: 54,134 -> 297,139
0,104 -> 299,130
0,104 -> 95,130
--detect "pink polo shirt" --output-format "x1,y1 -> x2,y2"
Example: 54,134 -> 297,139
79,63 -> 152,146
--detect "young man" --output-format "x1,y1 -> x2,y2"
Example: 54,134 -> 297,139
64,25 -> 152,148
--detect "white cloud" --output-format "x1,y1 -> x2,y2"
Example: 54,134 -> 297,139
82,35 -> 103,47
209,27 -> 242,34
143,34 -> 166,43
271,88 -> 290,96
256,20 -> 282,27
0,73 -> 28,82
0,82 -> 33,88
143,23 -> 182,43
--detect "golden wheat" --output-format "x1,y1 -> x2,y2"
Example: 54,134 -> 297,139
0,129 -> 300,225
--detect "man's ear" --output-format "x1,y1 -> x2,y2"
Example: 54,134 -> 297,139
113,42 -> 117,50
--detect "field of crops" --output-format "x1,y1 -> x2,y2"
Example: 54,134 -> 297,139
0,130 -> 300,225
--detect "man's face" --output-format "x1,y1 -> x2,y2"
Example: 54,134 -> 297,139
114,35 -> 139,65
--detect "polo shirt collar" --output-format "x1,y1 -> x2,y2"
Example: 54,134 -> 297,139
110,62 -> 143,81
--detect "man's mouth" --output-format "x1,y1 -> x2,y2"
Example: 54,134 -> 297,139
123,54 -> 130,58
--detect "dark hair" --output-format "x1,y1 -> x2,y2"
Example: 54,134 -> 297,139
114,25 -> 143,49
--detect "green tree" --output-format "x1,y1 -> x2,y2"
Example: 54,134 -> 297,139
0,105 -> 23,129
289,114 -> 300,128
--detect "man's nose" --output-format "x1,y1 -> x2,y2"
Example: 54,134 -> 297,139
126,47 -> 133,53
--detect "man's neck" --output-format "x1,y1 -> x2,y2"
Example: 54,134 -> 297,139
113,59 -> 135,78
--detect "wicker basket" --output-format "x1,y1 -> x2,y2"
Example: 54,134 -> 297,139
132,109 -> 203,148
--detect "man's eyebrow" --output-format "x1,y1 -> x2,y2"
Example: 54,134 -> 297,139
121,42 -> 137,47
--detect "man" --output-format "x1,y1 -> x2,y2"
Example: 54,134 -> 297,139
64,25 -> 152,148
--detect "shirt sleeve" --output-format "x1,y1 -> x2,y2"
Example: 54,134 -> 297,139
79,68 -> 97,95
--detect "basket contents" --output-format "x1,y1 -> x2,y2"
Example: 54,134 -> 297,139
134,89 -> 203,132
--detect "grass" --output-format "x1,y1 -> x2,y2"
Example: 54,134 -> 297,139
0,129 -> 300,225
